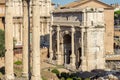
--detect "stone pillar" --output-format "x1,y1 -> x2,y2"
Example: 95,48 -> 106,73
5,0 -> 14,79
31,0 -> 42,80
81,28 -> 87,71
22,0 -> 29,79
41,22 -> 43,35
56,26 -> 61,65
82,10 -> 87,26
49,27 -> 53,61
70,26 -> 76,67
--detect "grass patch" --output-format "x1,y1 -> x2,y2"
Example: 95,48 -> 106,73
14,60 -> 22,65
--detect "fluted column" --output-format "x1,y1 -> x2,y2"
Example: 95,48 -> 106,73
81,28 -> 87,71
70,26 -> 76,67
22,0 -> 29,79
56,26 -> 61,65
31,0 -> 42,80
49,27 -> 53,61
5,0 -> 14,79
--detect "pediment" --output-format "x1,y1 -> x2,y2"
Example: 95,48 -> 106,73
61,0 -> 114,9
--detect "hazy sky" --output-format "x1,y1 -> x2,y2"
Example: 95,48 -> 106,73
52,0 -> 120,5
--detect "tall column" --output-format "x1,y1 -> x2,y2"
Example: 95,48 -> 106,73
5,0 -> 14,79
49,27 -> 53,61
31,0 -> 42,80
70,26 -> 76,67
83,10 -> 87,26
41,22 -> 43,35
56,26 -> 61,65
81,28 -> 87,71
22,0 -> 29,79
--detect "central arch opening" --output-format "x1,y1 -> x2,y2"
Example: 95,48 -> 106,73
63,34 -> 71,65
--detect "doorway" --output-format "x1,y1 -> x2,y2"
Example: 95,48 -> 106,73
63,34 -> 71,64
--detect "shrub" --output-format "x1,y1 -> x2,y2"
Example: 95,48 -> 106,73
66,78 -> 73,80
14,60 -> 22,65
77,78 -> 82,80
51,68 -> 60,75
69,73 -> 76,78
72,77 -> 77,80
85,78 -> 90,80
60,77 -> 65,80
61,72 -> 69,79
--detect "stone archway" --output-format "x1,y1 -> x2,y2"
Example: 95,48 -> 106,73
63,34 -> 71,65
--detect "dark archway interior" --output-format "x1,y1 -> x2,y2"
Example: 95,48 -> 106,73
63,34 -> 71,64
52,32 -> 57,60
76,47 -> 82,69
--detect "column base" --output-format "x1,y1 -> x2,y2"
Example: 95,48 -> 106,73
50,51 -> 53,59
70,56 -> 76,69
5,74 -> 14,80
31,75 -> 42,80
81,57 -> 87,71
57,54 -> 62,65
22,72 -> 29,79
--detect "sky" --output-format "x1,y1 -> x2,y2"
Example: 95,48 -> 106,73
52,0 -> 120,5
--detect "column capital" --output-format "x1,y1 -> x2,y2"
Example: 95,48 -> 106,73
6,0 -> 13,7
81,27 -> 85,32
71,26 -> 75,32
50,27 -> 53,31
57,26 -> 60,31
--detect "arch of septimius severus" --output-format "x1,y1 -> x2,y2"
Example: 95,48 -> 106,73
5,0 -> 52,80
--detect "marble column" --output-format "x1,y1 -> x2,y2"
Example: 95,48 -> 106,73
41,22 -> 43,35
5,0 -> 14,79
49,27 -> 53,61
83,10 -> 87,26
22,0 -> 29,79
56,26 -> 61,65
70,26 -> 76,67
31,0 -> 42,80
81,28 -> 87,71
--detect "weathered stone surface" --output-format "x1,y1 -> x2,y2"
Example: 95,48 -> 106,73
5,0 -> 14,79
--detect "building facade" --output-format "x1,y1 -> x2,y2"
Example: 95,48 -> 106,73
60,0 -> 114,55
49,0 -> 114,71
50,7 -> 105,71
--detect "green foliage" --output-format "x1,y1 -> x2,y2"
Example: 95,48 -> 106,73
42,76 -> 47,80
14,60 -> 22,65
60,77 -> 65,80
85,78 -> 90,80
51,68 -> 60,75
115,10 -> 120,15
66,78 -> 73,80
77,78 -> 82,80
61,72 -> 69,79
0,30 -> 5,57
114,10 -> 120,19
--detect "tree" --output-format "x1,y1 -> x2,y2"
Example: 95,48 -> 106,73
114,10 -> 120,19
0,29 -> 5,57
